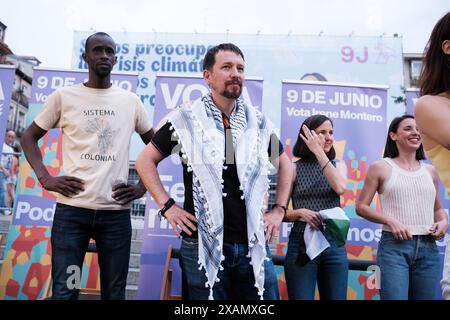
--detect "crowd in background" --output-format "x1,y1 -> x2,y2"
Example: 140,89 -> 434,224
0,130 -> 20,214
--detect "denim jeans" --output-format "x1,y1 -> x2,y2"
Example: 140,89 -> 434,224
284,222 -> 349,300
51,203 -> 131,300
180,237 -> 279,300
377,231 -> 440,300
0,171 -> 6,209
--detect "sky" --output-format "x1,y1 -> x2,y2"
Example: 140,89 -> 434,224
2,0 -> 449,67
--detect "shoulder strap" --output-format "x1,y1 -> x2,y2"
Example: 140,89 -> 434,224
383,157 -> 395,168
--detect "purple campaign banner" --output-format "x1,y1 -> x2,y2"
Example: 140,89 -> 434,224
280,80 -> 387,164
279,80 -> 387,247
0,66 -> 15,147
12,194 -> 56,227
347,218 -> 382,247
153,73 -> 263,126
405,88 -> 419,116
31,68 -> 138,103
137,74 -> 263,299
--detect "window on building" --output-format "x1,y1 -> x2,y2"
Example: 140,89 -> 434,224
410,60 -> 422,87
131,202 -> 146,217
127,167 -> 141,186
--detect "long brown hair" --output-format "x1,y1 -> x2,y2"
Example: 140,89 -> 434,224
419,12 -> 450,96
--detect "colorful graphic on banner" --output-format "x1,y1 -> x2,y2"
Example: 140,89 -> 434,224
72,32 -> 405,161
0,65 -> 15,147
0,68 -> 138,300
405,88 -> 450,299
280,80 -> 388,300
138,74 -> 263,299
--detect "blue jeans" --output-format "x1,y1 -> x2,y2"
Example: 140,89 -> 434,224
284,222 -> 349,300
180,237 -> 279,300
377,231 -> 440,300
0,171 -> 6,209
51,203 -> 131,300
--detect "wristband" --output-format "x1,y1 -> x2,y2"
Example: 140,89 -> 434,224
159,198 -> 175,218
321,160 -> 331,171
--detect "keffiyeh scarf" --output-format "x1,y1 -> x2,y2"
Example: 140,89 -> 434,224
168,94 -> 275,299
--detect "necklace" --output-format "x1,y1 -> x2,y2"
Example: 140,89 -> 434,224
394,159 -> 420,171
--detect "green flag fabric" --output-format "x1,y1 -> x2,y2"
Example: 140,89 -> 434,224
320,207 -> 350,247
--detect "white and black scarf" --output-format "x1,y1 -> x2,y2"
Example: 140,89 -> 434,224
168,94 -> 275,299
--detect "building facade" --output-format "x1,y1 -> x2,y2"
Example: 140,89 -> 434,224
0,22 -> 40,141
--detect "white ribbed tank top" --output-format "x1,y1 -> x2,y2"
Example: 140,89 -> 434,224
380,158 -> 436,235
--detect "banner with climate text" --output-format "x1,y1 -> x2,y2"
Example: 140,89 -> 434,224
72,32 -> 405,162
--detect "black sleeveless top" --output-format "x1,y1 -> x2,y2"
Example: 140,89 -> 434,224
291,159 -> 340,221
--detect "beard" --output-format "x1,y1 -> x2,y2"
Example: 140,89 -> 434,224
221,81 -> 242,99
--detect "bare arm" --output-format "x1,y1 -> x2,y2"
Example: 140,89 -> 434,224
317,153 -> 346,195
273,152 -> 292,211
21,122 -> 51,181
264,152 -> 292,242
415,95 -> 450,150
135,142 -> 197,237
300,125 -> 346,194
0,164 -> 9,177
21,122 -> 84,197
427,165 -> 448,240
135,142 -> 169,207
356,161 -> 412,240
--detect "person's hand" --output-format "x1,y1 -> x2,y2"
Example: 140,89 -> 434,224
295,208 -> 323,229
299,125 -> 325,156
264,206 -> 284,243
429,220 -> 448,240
164,205 -> 197,237
2,168 -> 10,177
386,216 -> 412,240
40,175 -> 84,197
112,182 -> 146,205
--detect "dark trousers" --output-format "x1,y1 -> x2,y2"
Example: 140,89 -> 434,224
180,237 -> 279,300
50,203 -> 131,300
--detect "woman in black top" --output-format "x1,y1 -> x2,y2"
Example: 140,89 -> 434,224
284,114 -> 348,300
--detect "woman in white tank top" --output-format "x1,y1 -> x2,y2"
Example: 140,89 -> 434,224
356,115 -> 448,300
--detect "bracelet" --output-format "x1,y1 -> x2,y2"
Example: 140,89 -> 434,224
321,160 -> 331,171
158,198 -> 175,218
272,203 -> 287,216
